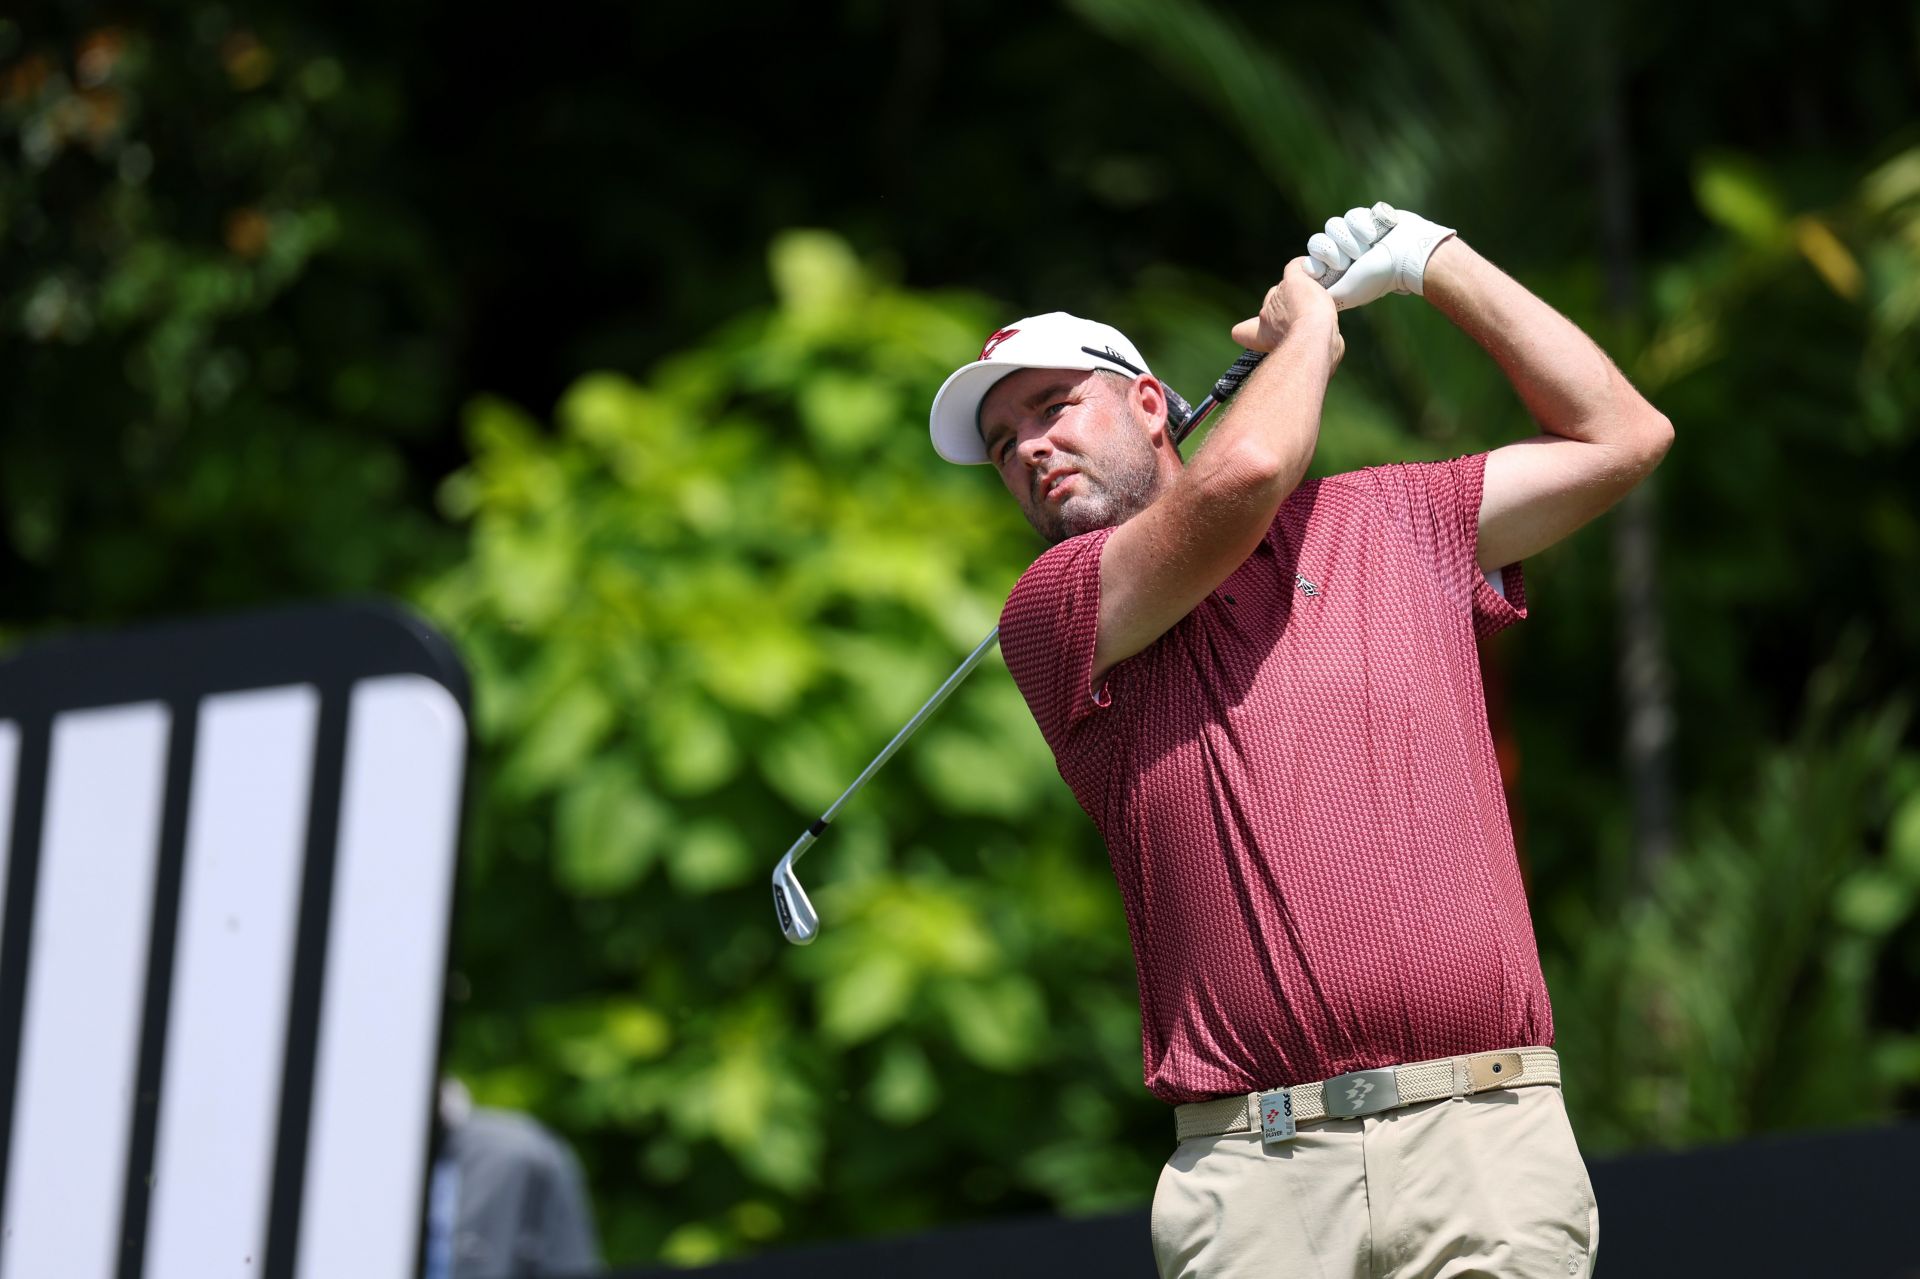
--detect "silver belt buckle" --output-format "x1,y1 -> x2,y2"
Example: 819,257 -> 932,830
1323,1067 -> 1400,1118
1257,1089 -> 1296,1144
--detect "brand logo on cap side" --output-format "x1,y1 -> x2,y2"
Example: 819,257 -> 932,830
981,328 -> 1019,360
1081,344 -> 1146,377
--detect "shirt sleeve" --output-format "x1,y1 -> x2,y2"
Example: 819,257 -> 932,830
1364,451 -> 1529,638
999,526 -> 1116,760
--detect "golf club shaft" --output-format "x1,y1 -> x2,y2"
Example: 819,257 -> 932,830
778,346 -> 1267,874
779,625 -> 1005,871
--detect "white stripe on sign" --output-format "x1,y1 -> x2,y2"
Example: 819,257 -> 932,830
0,720 -> 18,947
1,703 -> 171,1279
296,676 -> 466,1279
145,686 -> 320,1279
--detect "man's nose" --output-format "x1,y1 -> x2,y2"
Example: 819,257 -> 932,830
1016,430 -> 1052,469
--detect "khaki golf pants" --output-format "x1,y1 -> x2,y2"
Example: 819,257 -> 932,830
1151,1085 -> 1598,1278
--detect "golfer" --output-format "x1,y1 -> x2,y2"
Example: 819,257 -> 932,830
926,205 -> 1671,1278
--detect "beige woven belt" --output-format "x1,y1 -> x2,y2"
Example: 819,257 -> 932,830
1174,1047 -> 1560,1142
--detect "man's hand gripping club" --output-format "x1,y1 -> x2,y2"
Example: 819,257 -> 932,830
1229,256 -> 1348,364
1302,202 -> 1457,311
1087,258 -> 1343,678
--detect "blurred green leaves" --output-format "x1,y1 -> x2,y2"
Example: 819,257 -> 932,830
1695,154 -> 1790,248
1549,641 -> 1920,1147
1833,790 -> 1920,939
0,14 -> 453,620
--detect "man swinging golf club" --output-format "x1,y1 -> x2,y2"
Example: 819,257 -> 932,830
927,204 -> 1672,1278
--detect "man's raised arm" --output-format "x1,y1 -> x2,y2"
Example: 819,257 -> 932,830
1092,259 -> 1341,680
1308,204 -> 1672,572
1421,240 -> 1673,572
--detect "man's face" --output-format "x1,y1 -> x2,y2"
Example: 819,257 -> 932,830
977,367 -> 1168,545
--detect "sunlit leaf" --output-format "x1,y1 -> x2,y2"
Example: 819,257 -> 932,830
506,680 -> 614,793
694,626 -> 821,716
657,1223 -> 726,1267
915,725 -> 1048,817
1694,153 -> 1787,247
1832,868 -> 1916,937
938,974 -> 1048,1071
645,693 -> 739,794
1889,793 -> 1920,879
1793,218 -> 1863,301
769,230 -> 865,334
868,1038 -> 940,1125
798,370 -> 900,452
606,1003 -> 674,1061
665,820 -> 754,895
553,761 -> 668,895
1862,148 -> 1920,214
818,950 -> 916,1044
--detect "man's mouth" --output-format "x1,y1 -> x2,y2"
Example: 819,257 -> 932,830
1039,469 -> 1078,503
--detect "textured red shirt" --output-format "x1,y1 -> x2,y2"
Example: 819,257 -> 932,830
1000,452 -> 1552,1105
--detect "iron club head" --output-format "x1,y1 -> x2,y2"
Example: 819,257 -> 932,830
772,849 -> 819,945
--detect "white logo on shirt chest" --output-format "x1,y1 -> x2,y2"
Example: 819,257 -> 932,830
1295,573 -> 1320,598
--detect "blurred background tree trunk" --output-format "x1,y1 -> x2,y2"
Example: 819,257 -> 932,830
1593,18 -> 1676,883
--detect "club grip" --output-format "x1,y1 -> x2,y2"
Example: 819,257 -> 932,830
1212,348 -> 1266,401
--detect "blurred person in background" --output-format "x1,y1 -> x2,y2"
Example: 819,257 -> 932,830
424,1079 -> 602,1279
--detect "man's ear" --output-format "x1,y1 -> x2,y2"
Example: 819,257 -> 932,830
1132,375 -> 1171,444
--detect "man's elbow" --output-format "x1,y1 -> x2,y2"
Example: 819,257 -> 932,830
1627,405 -> 1673,477
1598,363 -> 1673,476
1203,437 -> 1310,505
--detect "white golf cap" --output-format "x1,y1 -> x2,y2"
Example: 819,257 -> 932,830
928,312 -> 1154,465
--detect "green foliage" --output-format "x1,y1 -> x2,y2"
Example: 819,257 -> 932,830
425,233 -> 1167,1258
1550,639 -> 1920,1147
0,14 -> 454,626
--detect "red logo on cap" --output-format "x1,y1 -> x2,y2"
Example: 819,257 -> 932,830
980,327 -> 1019,360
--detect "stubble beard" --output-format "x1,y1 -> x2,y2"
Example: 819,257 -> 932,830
1025,413 -> 1164,546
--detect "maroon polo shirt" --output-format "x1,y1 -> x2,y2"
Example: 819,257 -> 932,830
999,452 -> 1552,1105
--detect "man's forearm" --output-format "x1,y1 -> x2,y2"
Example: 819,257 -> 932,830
1190,312 -> 1340,501
1088,268 -> 1340,679
1421,239 -> 1664,448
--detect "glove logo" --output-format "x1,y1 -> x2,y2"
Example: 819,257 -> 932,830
980,328 -> 1020,360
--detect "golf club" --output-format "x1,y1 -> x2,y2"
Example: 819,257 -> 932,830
772,346 -> 1268,944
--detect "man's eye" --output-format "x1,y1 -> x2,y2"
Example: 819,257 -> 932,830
1044,401 -> 1068,417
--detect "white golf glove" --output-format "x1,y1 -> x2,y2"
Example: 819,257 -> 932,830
1304,203 -> 1456,310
